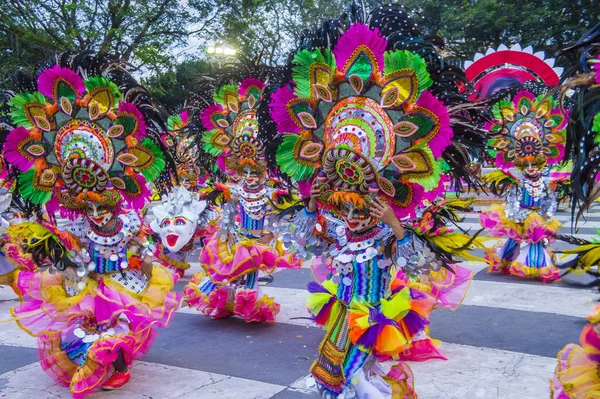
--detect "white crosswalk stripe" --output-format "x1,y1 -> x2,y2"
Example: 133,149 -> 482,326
1,205 -> 599,398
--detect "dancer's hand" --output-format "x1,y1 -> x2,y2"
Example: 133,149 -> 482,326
306,185 -> 320,213
370,197 -> 405,240
227,231 -> 236,247
257,232 -> 274,244
142,254 -> 153,279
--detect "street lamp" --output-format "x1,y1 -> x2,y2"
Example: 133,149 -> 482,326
206,45 -> 236,57
205,44 -> 238,71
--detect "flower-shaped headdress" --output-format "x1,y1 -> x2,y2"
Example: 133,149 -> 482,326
163,110 -> 202,186
4,64 -> 166,213
487,90 -> 567,169
200,78 -> 267,176
270,23 -> 453,218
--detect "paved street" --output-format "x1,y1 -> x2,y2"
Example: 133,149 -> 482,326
0,204 -> 598,398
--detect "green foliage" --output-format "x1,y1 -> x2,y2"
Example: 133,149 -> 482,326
142,58 -> 212,110
0,0 -> 196,75
398,0 -> 600,60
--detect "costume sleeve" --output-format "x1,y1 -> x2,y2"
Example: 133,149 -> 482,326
281,208 -> 328,260
218,201 -> 238,240
540,183 -> 558,217
504,185 -> 524,222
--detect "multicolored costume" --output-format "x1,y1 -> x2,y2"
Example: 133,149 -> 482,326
480,91 -> 568,282
2,57 -> 180,398
183,77 -> 300,323
269,6 -> 485,396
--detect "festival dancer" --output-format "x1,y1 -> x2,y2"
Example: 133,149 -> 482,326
479,90 -> 568,282
0,55 -> 180,398
150,185 -> 218,278
268,5 -> 487,396
183,77 -> 301,323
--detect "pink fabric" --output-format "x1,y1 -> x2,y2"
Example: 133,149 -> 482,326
479,209 -> 521,240
200,233 -> 301,284
429,264 -> 473,311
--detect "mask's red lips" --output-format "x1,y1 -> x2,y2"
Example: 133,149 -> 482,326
346,220 -> 359,229
91,216 -> 105,224
166,234 -> 179,246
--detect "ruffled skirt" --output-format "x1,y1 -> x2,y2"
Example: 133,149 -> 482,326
480,205 -> 561,282
551,307 -> 600,399
183,271 -> 280,323
306,278 -> 434,397
199,233 -> 300,284
11,265 -> 181,398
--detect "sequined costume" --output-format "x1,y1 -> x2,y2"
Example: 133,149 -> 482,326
183,76 -> 300,323
480,90 -> 568,282
269,5 -> 487,396
1,57 -> 180,398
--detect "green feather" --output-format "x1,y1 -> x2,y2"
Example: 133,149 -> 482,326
384,51 -> 432,94
167,114 -> 183,131
202,130 -> 224,157
275,134 -> 316,180
535,94 -> 558,109
139,138 -> 166,182
492,99 -> 513,121
84,76 -> 122,107
214,85 -> 239,106
18,169 -> 53,204
8,92 -> 47,128
292,49 -> 336,99
593,113 -> 600,140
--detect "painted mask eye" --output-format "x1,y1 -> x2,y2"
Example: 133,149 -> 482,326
174,217 -> 187,226
160,219 -> 171,228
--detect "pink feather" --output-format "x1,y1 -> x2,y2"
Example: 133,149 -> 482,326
120,174 -> 150,209
495,153 -> 514,169
37,65 -> 85,101
297,179 -> 313,198
513,90 -> 536,108
216,151 -> 228,171
332,23 -> 387,77
415,90 -> 453,159
238,78 -> 265,97
118,102 -> 147,139
269,85 -> 302,134
200,104 -> 225,131
4,127 -> 35,172
179,110 -> 190,125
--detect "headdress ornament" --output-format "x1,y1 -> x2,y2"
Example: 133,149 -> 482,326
270,18 -> 453,218
465,44 -> 563,99
486,90 -> 567,169
4,61 -> 167,213
199,77 -> 267,174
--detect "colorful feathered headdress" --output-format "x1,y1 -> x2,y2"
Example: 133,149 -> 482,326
269,23 -> 453,218
199,78 -> 267,174
4,64 -> 166,213
486,90 -> 567,169
163,110 -> 202,185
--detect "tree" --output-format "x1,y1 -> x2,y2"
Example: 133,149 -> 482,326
141,58 -> 213,111
398,0 -> 600,60
0,0 -> 201,77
